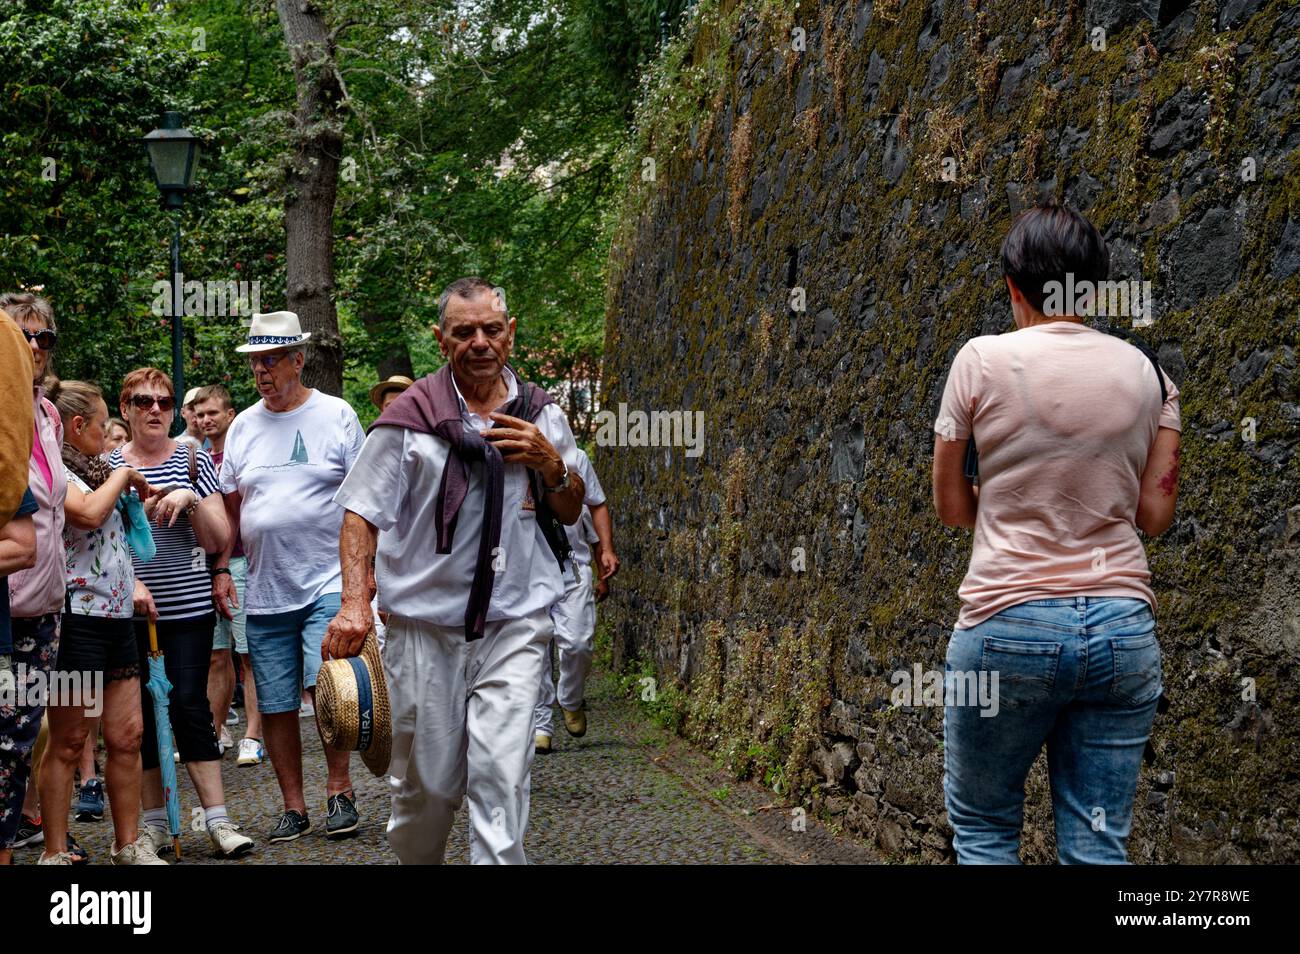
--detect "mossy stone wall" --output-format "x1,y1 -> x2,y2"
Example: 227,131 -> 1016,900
601,0 -> 1300,861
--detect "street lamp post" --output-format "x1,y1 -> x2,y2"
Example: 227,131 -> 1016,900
142,112 -> 201,430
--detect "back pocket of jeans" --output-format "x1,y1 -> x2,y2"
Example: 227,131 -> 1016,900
1109,634 -> 1162,707
979,637 -> 1060,709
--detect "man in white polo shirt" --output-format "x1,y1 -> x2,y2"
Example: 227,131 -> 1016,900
326,277 -> 585,865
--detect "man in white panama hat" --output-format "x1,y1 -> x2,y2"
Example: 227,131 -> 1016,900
210,311 -> 366,844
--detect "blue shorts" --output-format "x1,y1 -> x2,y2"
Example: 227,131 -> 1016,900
213,556 -> 248,654
245,592 -> 341,714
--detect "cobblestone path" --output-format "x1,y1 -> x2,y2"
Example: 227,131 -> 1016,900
25,670 -> 876,865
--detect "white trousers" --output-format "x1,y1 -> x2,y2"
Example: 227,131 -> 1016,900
535,563 -> 596,736
384,606 -> 552,864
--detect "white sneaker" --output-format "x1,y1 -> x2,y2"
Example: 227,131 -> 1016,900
236,737 -> 265,766
226,707 -> 239,725
209,821 -> 254,859
37,851 -> 74,865
219,726 -> 233,753
111,839 -> 168,865
139,824 -> 172,857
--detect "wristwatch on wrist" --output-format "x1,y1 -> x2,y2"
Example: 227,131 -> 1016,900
544,463 -> 571,494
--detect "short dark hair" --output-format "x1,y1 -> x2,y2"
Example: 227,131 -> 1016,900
193,384 -> 234,411
1000,203 -> 1109,314
120,367 -> 173,409
437,277 -> 505,329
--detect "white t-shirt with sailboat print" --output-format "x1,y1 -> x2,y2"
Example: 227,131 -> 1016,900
218,389 -> 364,614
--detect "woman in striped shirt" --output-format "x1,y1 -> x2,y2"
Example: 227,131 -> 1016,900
108,367 -> 253,858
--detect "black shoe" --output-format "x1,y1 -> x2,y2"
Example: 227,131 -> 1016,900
66,833 -> 90,864
11,815 -> 43,848
325,792 -> 359,839
268,809 -> 310,843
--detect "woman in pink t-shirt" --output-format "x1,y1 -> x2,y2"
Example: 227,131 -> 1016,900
0,293 -> 74,864
931,205 -> 1181,865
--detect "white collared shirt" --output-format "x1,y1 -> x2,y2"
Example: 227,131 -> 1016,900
334,368 -> 582,626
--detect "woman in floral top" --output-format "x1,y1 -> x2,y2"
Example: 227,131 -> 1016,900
45,379 -> 167,864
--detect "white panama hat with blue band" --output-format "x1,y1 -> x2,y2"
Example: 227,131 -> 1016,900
235,311 -> 312,354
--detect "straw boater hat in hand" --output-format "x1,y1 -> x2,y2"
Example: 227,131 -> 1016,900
316,629 -> 391,776
234,311 -> 312,354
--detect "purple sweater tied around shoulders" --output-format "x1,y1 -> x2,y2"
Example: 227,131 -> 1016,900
371,363 -> 556,640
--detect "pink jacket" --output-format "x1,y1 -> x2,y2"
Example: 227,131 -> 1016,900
8,392 -> 67,618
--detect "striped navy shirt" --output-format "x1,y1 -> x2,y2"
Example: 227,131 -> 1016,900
108,443 -> 219,621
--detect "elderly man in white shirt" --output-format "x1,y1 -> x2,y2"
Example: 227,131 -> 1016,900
327,277 -> 585,864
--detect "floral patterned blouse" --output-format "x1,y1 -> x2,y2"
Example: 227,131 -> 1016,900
63,472 -> 134,618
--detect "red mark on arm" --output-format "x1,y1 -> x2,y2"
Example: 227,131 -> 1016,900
1157,444 -> 1180,496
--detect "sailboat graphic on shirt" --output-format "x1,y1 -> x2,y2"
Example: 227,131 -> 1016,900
289,430 -> 309,464
247,428 -> 314,474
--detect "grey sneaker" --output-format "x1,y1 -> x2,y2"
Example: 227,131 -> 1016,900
111,839 -> 168,865
268,809 -> 310,843
325,792 -> 359,839
139,824 -> 175,860
209,821 -> 255,858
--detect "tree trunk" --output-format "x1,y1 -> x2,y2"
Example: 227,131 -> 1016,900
276,0 -> 343,395
361,308 -> 414,381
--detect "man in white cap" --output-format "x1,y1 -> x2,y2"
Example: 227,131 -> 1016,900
326,277 -> 585,864
178,386 -> 207,450
534,447 -> 619,754
211,311 -> 365,844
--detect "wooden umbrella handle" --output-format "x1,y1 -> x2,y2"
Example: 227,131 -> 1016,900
148,618 -> 160,654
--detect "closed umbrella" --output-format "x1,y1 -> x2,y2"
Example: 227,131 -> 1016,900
145,617 -> 182,860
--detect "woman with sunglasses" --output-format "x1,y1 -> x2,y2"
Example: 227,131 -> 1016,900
108,367 -> 254,859
0,292 -> 84,864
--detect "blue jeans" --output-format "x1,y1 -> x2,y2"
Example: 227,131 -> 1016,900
943,597 -> 1162,865
246,593 -> 341,715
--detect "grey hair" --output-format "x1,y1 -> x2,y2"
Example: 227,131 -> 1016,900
437,277 -> 506,329
2,291 -> 56,382
0,292 -> 56,332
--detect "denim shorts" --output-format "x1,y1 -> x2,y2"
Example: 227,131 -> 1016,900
213,556 -> 248,654
245,592 -> 341,714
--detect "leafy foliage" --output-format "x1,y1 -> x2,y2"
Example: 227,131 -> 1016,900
2,0 -> 684,424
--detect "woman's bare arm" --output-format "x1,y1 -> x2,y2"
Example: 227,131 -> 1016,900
1136,427 -> 1180,536
0,514 -> 36,574
932,435 -> 978,528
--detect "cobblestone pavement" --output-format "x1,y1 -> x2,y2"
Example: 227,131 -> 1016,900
25,669 -> 877,865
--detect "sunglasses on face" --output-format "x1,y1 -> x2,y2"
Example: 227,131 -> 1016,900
128,394 -> 175,412
248,352 -> 294,370
23,328 -> 57,351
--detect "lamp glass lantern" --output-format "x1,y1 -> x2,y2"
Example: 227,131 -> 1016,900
143,111 -> 201,208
